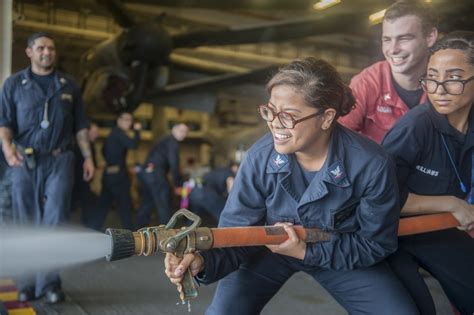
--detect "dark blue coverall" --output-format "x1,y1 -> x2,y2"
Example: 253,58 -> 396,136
197,125 -> 418,315
136,135 -> 182,227
188,167 -> 233,220
0,152 -> 12,223
71,141 -> 97,227
92,127 -> 139,230
382,103 -> 474,315
0,67 -> 88,297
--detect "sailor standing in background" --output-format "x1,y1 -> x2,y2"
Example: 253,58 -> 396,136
91,112 -> 141,231
136,123 -> 188,227
0,152 -> 12,224
0,32 -> 94,303
188,161 -> 239,222
71,122 -> 99,227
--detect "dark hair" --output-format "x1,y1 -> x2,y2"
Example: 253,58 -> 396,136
228,160 -> 240,169
27,32 -> 54,47
171,122 -> 187,128
384,1 -> 438,36
117,111 -> 133,119
266,57 -> 355,119
430,31 -> 474,66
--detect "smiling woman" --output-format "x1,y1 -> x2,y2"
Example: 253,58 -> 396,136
164,57 -> 419,315
382,31 -> 474,314
261,58 -> 354,170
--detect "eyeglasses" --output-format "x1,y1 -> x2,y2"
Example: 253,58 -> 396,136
420,76 -> 474,95
258,104 -> 322,129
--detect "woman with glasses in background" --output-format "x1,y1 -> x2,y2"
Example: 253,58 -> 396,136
165,57 -> 418,315
382,31 -> 474,314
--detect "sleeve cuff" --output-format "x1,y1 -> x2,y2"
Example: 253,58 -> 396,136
194,251 -> 216,285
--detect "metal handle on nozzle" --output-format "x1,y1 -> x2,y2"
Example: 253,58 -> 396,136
106,209 -> 203,301
162,208 -> 201,253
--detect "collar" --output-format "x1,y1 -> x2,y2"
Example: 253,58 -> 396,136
426,101 -> 474,137
426,102 -> 474,154
318,126 -> 351,188
20,67 -> 68,90
265,125 -> 351,188
266,152 -> 291,174
380,61 -> 427,110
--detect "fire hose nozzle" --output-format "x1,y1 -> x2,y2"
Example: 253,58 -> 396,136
105,228 -> 136,262
106,209 -> 206,301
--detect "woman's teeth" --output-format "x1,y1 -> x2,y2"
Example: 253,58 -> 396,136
275,133 -> 291,140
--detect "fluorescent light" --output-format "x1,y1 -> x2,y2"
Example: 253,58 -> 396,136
369,9 -> 386,25
313,0 -> 341,10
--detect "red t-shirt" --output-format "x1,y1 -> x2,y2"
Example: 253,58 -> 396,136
338,61 -> 427,143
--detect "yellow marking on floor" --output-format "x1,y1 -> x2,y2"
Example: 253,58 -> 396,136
9,308 -> 37,315
0,291 -> 17,302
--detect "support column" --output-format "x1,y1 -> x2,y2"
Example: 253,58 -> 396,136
0,0 -> 13,84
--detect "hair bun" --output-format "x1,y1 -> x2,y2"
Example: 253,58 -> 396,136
339,86 -> 356,117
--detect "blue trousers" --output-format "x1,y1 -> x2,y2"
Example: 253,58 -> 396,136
71,170 -> 98,228
11,151 -> 74,297
388,228 -> 474,315
0,163 -> 12,223
92,172 -> 134,231
136,170 -> 171,227
206,251 -> 418,315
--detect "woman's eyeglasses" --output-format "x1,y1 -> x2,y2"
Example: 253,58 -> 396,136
420,76 -> 474,95
258,104 -> 322,129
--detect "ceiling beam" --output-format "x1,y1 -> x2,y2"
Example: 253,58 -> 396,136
14,20 -> 114,40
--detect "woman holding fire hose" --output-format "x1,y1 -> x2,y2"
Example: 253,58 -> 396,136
165,57 -> 418,314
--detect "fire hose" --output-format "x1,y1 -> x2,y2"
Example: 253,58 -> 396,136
105,209 -> 461,302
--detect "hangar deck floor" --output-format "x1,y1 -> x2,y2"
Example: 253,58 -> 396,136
29,254 -> 453,315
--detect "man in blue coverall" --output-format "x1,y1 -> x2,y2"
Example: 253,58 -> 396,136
0,32 -> 94,304
71,123 -> 99,227
0,152 -> 12,224
91,112 -> 141,231
188,161 -> 239,221
136,123 -> 188,227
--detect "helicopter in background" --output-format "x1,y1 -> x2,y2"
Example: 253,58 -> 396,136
79,0 -> 374,116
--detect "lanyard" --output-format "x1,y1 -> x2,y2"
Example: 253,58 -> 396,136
469,154 -> 474,204
441,133 -> 474,204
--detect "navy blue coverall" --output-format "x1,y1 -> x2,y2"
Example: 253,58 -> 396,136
188,167 -> 234,220
0,152 -> 12,223
382,103 -> 474,315
197,125 -> 418,315
71,141 -> 97,227
92,127 -> 139,230
0,67 -> 88,297
136,135 -> 182,227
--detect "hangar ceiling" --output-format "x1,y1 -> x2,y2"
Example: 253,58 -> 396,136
11,0 -> 473,77
11,0 -> 377,75
6,0 -> 474,164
